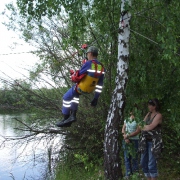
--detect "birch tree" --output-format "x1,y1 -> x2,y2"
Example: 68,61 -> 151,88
104,0 -> 131,179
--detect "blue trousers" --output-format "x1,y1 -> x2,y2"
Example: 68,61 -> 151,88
123,139 -> 139,177
140,141 -> 158,178
62,85 -> 80,115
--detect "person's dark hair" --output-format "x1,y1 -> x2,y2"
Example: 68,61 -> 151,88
148,98 -> 160,111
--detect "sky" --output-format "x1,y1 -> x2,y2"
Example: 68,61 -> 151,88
0,0 -> 38,87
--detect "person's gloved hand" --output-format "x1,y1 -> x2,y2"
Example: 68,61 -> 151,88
81,44 -> 88,49
82,58 -> 87,65
90,98 -> 98,106
69,70 -> 75,81
70,69 -> 74,75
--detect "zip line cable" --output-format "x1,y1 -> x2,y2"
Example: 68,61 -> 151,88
0,5 -> 156,56
1,26 -> 179,57
130,29 -> 180,57
0,7 -> 133,57
0,11 -> 179,57
0,51 -> 34,56
130,29 -> 158,45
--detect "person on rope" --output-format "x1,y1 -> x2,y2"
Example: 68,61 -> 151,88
56,46 -> 105,127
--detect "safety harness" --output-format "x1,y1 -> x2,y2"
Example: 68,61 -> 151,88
91,60 -> 104,78
76,60 -> 104,94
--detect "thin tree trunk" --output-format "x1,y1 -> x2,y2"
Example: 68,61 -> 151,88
104,0 -> 131,179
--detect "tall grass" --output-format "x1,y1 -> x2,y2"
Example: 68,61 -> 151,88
55,162 -> 104,180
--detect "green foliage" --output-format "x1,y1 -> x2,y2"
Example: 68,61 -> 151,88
2,0 -> 180,179
55,160 -> 104,180
0,80 -> 31,109
124,3 -> 180,175
123,142 -> 137,159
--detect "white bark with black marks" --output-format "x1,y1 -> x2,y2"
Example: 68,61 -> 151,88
104,0 -> 131,179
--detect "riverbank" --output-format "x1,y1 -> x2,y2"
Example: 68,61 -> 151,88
55,162 -> 104,180
0,107 -> 31,114
55,159 -> 180,180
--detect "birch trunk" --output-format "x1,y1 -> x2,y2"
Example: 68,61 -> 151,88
104,1 -> 131,179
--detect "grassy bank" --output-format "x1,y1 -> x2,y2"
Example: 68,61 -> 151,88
55,159 -> 180,180
55,162 -> 104,180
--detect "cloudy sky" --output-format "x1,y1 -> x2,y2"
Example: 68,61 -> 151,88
0,0 -> 38,85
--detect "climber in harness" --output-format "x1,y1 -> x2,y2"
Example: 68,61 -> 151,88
56,46 -> 105,127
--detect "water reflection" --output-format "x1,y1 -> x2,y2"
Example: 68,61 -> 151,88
0,113 -> 62,180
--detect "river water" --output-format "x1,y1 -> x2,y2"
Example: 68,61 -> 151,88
0,112 -> 62,180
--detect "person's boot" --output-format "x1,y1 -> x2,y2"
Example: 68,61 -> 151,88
62,110 -> 77,125
56,114 -> 72,127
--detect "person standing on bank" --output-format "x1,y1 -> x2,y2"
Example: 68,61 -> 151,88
122,112 -> 141,179
56,46 -> 105,127
139,99 -> 163,180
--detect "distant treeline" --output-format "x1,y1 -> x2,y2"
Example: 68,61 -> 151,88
0,86 -> 67,111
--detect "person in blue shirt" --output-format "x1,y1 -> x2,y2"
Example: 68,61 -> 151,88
56,46 -> 105,127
